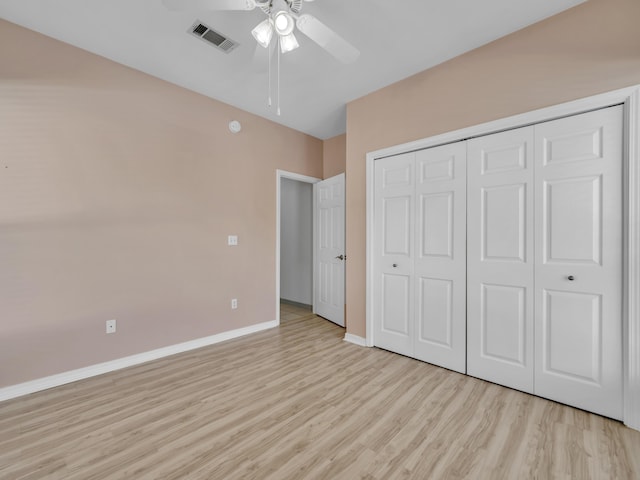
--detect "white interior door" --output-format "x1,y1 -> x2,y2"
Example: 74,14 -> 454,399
413,142 -> 467,373
534,106 -> 623,419
373,153 -> 415,355
313,173 -> 345,326
467,127 -> 535,393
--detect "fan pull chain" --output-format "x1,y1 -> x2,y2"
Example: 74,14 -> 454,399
277,38 -> 281,116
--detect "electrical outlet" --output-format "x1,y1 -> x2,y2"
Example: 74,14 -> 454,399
231,298 -> 238,309
228,235 -> 238,246
106,319 -> 116,334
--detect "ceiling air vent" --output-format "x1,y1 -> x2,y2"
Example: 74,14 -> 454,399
189,21 -> 239,54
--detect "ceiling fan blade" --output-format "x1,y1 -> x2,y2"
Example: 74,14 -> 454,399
162,0 -> 256,11
296,14 -> 359,64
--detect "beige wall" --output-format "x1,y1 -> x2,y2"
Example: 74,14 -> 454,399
345,0 -> 640,337
0,19 -> 323,387
322,134 -> 346,178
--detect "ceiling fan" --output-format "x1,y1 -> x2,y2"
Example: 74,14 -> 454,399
162,0 -> 360,64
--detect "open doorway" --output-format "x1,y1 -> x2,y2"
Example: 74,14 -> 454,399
275,170 -> 320,324
280,177 -> 313,313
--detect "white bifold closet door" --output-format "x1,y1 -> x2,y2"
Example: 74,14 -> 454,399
374,143 -> 467,373
373,152 -> 415,356
467,106 -> 623,419
533,106 -> 623,419
414,143 -> 467,372
467,127 -> 536,393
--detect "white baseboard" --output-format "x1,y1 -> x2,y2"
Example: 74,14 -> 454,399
0,319 -> 278,403
343,333 -> 368,347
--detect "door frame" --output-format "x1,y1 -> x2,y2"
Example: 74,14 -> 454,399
365,85 -> 640,430
275,170 -> 321,325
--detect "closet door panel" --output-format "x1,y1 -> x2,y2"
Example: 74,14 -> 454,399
381,274 -> 411,336
482,184 -> 526,262
481,283 -> 527,366
467,127 -> 535,393
534,106 -> 623,420
373,153 -> 415,355
420,192 -> 453,258
418,277 -> 453,347
414,142 -> 467,373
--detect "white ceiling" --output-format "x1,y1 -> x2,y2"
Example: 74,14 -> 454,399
0,0 -> 585,139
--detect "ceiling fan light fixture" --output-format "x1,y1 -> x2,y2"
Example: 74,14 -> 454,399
251,18 -> 274,48
279,32 -> 299,53
273,11 -> 295,36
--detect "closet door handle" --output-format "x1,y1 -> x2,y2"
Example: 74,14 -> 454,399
392,264 -> 398,268
567,275 -> 575,281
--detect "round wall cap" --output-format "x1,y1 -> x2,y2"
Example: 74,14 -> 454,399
229,120 -> 242,133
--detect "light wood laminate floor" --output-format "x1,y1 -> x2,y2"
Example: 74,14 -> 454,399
1,304 -> 639,479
